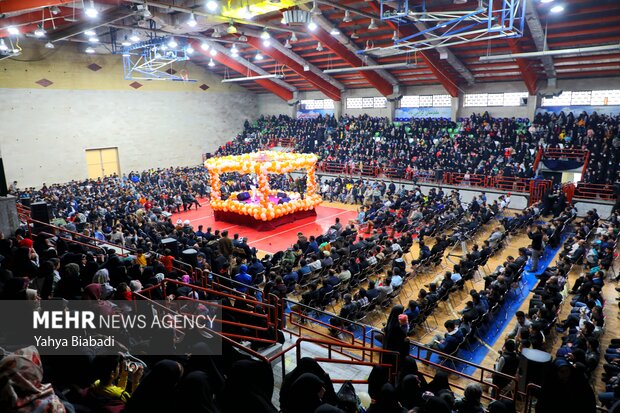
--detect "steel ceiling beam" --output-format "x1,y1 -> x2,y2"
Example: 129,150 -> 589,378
0,0 -> 73,14
411,21 -> 475,85
309,27 -> 395,96
524,0 -> 556,81
193,39 -> 296,102
0,7 -> 74,37
299,3 -> 399,93
243,35 -> 341,101
367,1 -> 460,97
506,38 -> 539,95
241,28 -> 345,92
47,7 -> 136,42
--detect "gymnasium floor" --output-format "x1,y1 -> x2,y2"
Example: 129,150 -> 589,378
171,200 -> 358,254
175,199 -> 616,396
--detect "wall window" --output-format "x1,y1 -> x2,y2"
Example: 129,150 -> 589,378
373,96 -> 387,108
400,94 -> 451,108
570,91 -> 591,105
463,93 -> 488,107
503,92 -> 528,106
541,90 -> 620,107
590,90 -> 620,105
300,99 -> 334,110
463,92 -> 528,107
401,95 -> 420,107
487,93 -> 504,107
541,91 -> 574,107
432,94 -> 452,107
345,96 -> 388,109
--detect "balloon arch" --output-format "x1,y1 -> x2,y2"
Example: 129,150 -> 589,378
204,151 -> 322,222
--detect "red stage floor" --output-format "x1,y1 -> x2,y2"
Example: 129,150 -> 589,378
171,200 -> 357,254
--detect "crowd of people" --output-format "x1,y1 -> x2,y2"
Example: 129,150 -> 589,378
1,111 -> 618,412
217,112 -> 620,186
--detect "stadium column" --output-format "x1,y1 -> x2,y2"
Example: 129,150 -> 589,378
0,146 -> 19,238
334,99 -> 343,119
451,96 -> 460,121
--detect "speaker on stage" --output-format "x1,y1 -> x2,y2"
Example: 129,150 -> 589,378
181,248 -> 198,267
237,192 -> 251,201
518,348 -> 552,393
31,202 -> 50,233
20,197 -> 31,208
161,237 -> 179,257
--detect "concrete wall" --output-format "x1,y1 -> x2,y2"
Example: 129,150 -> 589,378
257,93 -> 295,117
0,41 -> 257,188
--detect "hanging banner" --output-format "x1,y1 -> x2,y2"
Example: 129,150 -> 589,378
394,107 -> 452,121
296,109 -> 335,119
536,105 -> 620,116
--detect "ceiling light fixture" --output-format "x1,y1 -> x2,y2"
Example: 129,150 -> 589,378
84,29 -> 96,36
316,41 -> 323,51
187,13 -> 198,27
308,21 -> 317,31
290,32 -> 298,42
45,41 -> 55,49
50,6 -> 61,15
227,21 -> 237,34
201,42 -> 210,51
260,29 -> 270,40
88,36 -> 99,43
343,10 -> 352,23
255,51 -> 263,60
262,39 -> 271,47
238,35 -> 248,42
550,4 -> 564,12
212,27 -> 222,38
222,74 -> 284,82
186,45 -> 194,54
34,25 -> 46,37
330,28 -> 339,35
368,18 -> 378,30
0,40 -> 7,51
351,30 -> 359,39
7,27 -> 19,35
206,1 -> 218,12
121,36 -> 131,46
392,30 -> 398,41
210,48 -> 217,56
230,44 -> 238,55
208,58 -> 215,66
85,46 -> 95,53
168,37 -> 178,48
284,39 -> 292,48
540,0 -> 554,3
85,0 -> 98,18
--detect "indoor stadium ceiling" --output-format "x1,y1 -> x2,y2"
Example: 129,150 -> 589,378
0,0 -> 619,100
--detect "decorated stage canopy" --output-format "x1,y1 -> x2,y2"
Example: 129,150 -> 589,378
204,151 -> 322,222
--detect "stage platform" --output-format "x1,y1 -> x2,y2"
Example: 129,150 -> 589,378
213,208 -> 317,231
172,200 -> 357,254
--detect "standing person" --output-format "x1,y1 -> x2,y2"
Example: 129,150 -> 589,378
219,230 -> 233,259
527,225 -> 544,272
381,305 -> 409,370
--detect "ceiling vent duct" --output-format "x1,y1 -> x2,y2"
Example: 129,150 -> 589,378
282,10 -> 311,26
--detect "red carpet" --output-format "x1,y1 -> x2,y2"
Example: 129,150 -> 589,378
171,200 -> 357,254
